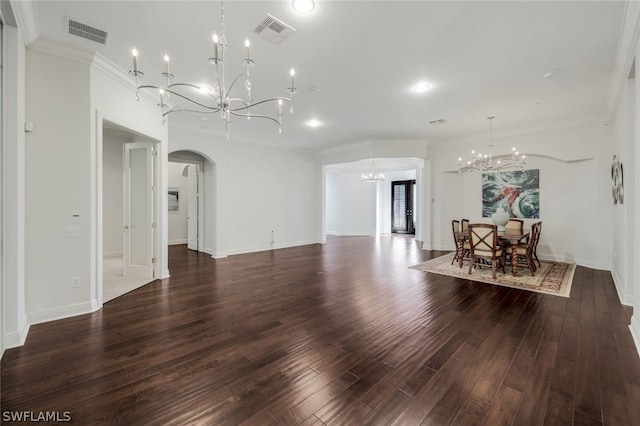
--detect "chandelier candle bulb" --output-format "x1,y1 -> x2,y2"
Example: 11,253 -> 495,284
212,33 -> 219,61
132,48 -> 138,72
245,39 -> 250,59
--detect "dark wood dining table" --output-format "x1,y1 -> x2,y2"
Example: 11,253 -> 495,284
454,229 -> 530,276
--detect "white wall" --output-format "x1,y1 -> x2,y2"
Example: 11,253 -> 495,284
25,48 -> 94,323
2,14 -> 29,350
611,77 -> 635,305
168,125 -> 321,257
168,162 -> 189,245
326,170 -> 377,236
432,121 -> 612,270
326,170 -> 340,234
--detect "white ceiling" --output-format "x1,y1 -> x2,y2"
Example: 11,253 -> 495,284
32,1 -> 625,152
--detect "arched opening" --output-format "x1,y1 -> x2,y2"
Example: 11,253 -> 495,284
168,150 -> 216,259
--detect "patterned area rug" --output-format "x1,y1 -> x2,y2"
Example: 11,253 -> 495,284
410,253 -> 576,297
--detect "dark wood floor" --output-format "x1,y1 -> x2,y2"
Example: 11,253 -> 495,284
2,235 -> 639,425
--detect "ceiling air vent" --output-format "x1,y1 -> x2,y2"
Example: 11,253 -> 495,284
252,14 -> 296,45
429,119 -> 447,125
67,17 -> 108,45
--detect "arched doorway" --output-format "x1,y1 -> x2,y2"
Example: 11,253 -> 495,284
168,150 -> 216,256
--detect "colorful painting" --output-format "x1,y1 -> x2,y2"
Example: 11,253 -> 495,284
482,169 -> 539,218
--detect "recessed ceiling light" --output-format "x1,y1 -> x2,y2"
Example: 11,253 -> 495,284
292,0 -> 315,14
544,71 -> 555,79
412,82 -> 432,93
306,119 -> 321,127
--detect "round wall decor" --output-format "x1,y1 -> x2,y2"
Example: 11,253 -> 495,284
611,155 -> 624,205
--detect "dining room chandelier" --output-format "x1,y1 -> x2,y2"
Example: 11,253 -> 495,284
128,1 -> 296,139
362,159 -> 385,182
458,116 -> 526,173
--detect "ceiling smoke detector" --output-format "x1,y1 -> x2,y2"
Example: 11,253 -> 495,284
253,14 -> 296,45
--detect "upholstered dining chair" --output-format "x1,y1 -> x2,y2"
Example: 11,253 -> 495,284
515,222 -> 540,275
468,224 -> 505,279
461,218 -> 469,233
505,218 -> 524,234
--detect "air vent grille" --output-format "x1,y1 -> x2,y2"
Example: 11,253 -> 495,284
252,14 -> 295,45
67,18 -> 108,45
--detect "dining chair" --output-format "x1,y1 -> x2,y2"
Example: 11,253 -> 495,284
468,224 -> 505,279
451,220 -> 460,265
461,218 -> 469,233
515,222 -> 540,275
505,218 -> 524,234
532,222 -> 542,267
451,220 -> 470,266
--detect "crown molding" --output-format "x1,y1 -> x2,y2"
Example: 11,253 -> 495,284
432,114 -> 609,147
607,0 -> 640,118
10,0 -> 39,45
91,53 -> 162,107
168,121 -> 315,156
28,36 -> 94,65
318,138 -> 431,155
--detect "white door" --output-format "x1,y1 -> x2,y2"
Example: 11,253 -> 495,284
123,142 -> 155,279
187,165 -> 198,251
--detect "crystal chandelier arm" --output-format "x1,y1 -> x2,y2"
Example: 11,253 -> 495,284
162,107 -> 222,117
168,83 -> 218,99
228,96 -> 292,112
137,85 -> 220,110
228,110 -> 280,125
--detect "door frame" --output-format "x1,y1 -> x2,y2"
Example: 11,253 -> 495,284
168,156 -> 205,253
95,111 -> 164,308
123,141 -> 156,279
391,179 -> 416,234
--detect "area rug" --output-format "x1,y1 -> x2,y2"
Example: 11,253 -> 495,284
410,253 -> 576,297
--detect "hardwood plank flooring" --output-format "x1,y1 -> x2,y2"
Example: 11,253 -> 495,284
2,235 -> 639,425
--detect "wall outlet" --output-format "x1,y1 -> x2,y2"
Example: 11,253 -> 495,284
71,277 -> 80,288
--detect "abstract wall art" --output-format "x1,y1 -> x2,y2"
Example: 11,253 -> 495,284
482,169 -> 540,218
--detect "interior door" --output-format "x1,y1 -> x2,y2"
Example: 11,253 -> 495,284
187,165 -> 198,251
391,180 -> 416,234
123,142 -> 155,279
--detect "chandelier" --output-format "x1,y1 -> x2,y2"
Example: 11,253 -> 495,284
362,159 -> 385,182
128,1 -> 296,139
458,116 -> 526,173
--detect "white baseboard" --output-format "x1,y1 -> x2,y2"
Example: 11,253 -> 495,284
324,232 -> 374,237
630,315 -> 640,359
225,239 -> 321,256
169,239 -> 188,245
28,300 -> 98,326
611,268 -> 634,306
4,321 -> 30,349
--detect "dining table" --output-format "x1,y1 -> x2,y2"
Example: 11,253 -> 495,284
454,228 -> 530,276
